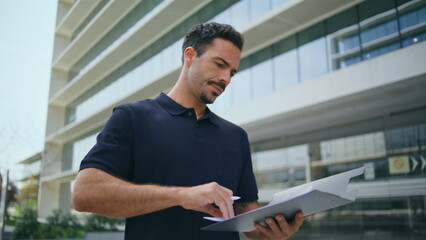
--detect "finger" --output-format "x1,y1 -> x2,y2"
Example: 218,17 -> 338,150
254,222 -> 274,239
275,214 -> 291,234
223,193 -> 235,218
215,198 -> 229,219
215,186 -> 234,219
216,194 -> 234,219
289,212 -> 304,232
265,217 -> 281,236
198,204 -> 223,217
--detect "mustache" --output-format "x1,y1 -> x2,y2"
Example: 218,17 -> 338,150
208,81 -> 226,92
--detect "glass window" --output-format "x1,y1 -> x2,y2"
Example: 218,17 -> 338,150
212,8 -> 231,24
62,143 -> 73,171
398,0 -> 426,47
358,0 -> 400,59
358,0 -> 396,23
298,23 -> 328,81
273,50 -> 298,89
230,0 -> 250,31
271,0 -> 289,9
326,7 -> 361,70
249,0 -> 271,20
72,133 -> 97,171
231,69 -> 251,105
272,36 -> 299,89
298,38 -> 328,81
286,144 -> 309,167
256,170 -> 289,186
252,145 -> 308,187
362,42 -> 400,59
65,106 -> 76,125
254,148 -> 288,171
213,80 -> 232,111
252,59 -> 274,98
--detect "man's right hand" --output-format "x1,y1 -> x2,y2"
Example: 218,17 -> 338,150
177,182 -> 235,219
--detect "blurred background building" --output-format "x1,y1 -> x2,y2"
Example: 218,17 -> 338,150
41,0 -> 426,239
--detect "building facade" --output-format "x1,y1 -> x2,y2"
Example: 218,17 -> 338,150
42,0 -> 426,238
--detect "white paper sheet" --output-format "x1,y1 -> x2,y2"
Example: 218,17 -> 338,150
202,166 -> 365,232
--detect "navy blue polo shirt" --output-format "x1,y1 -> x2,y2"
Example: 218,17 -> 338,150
80,92 -> 258,240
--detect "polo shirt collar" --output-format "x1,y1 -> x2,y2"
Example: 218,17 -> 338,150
156,92 -> 220,127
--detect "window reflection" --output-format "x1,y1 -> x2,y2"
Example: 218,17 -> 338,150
297,23 -> 328,81
231,69 -> 251,105
62,131 -> 99,173
273,50 -> 298,89
213,80 -> 232,111
230,0 -> 249,31
252,121 -> 426,237
253,145 -> 308,187
326,7 -> 361,70
249,0 -> 271,20
398,0 -> 426,30
271,0 -> 289,9
252,60 -> 274,98
299,37 -> 328,81
359,0 -> 400,59
273,36 -> 299,89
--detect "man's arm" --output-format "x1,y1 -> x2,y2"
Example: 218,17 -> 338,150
235,201 -> 305,240
72,168 -> 235,219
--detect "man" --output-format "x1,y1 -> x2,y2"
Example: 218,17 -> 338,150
72,22 -> 305,240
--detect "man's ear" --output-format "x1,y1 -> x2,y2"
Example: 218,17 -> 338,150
183,47 -> 197,66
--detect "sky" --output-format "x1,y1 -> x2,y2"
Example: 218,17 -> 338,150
0,0 -> 57,181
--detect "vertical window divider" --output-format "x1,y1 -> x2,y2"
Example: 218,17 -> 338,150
295,33 -> 301,84
355,5 -> 365,61
394,0 -> 404,49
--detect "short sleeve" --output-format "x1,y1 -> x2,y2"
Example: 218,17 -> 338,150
79,107 -> 135,180
236,131 -> 259,202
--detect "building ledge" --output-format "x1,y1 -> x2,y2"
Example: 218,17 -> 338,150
46,67 -> 180,144
53,0 -> 141,72
49,0 -> 360,107
55,0 -> 102,38
40,169 -> 77,184
49,0 -> 210,107
241,0 -> 363,57
18,151 -> 42,164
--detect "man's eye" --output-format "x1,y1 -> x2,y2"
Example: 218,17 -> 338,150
216,62 -> 225,68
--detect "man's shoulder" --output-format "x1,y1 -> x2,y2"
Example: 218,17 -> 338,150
211,112 -> 247,135
114,98 -> 157,113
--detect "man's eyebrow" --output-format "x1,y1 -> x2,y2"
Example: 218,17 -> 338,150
214,57 -> 238,75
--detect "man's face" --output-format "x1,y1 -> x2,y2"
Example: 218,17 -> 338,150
186,38 -> 241,104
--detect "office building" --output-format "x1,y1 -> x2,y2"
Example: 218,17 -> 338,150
42,0 -> 426,238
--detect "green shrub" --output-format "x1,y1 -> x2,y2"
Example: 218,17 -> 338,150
13,208 -> 124,239
12,208 -> 43,240
42,210 -> 85,239
84,214 -> 124,232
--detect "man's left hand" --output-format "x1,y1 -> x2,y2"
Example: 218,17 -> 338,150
253,212 -> 305,240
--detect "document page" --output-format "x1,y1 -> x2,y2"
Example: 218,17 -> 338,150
202,166 -> 365,232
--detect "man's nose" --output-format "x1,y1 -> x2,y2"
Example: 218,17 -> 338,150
219,72 -> 231,85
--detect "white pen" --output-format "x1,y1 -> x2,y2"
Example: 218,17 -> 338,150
231,196 -> 241,201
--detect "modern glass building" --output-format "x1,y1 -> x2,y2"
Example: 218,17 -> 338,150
42,0 -> 426,238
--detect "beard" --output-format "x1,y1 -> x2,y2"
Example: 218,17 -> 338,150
200,92 -> 214,104
199,81 -> 226,104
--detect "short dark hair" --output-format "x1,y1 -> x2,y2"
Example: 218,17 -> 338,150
182,22 -> 244,62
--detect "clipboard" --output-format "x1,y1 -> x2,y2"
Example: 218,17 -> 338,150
202,166 -> 365,232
